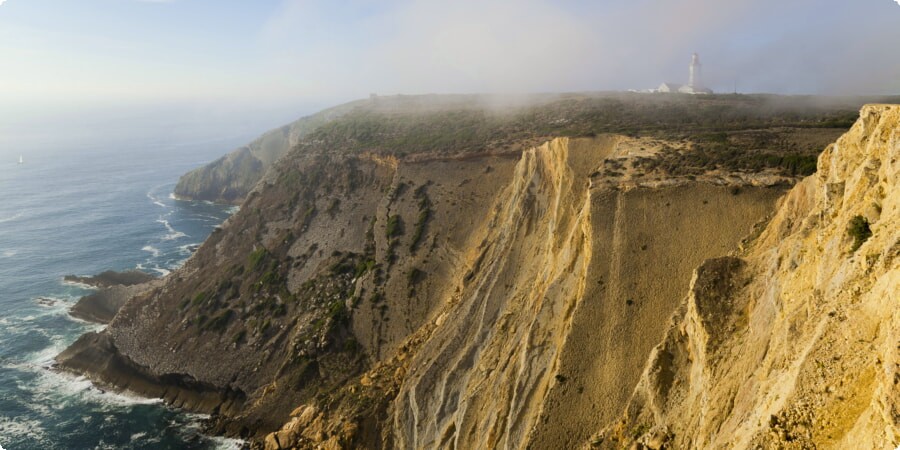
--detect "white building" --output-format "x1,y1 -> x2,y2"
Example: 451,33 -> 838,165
655,53 -> 713,95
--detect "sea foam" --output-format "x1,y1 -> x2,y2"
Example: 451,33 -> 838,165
146,192 -> 167,208
157,218 -> 188,240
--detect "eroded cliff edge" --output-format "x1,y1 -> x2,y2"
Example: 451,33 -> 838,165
594,104 -> 899,449
173,101 -> 363,204
56,136 -> 786,447
172,93 -> 860,204
56,97 -> 897,449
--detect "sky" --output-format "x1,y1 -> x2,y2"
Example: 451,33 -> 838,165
1,0 -> 899,150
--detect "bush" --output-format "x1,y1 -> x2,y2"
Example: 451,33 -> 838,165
203,309 -> 234,333
385,214 -> 403,238
410,207 -> 431,251
248,247 -> 268,270
847,215 -> 872,252
407,268 -> 425,285
328,301 -> 349,323
354,259 -> 376,277
191,292 -> 207,307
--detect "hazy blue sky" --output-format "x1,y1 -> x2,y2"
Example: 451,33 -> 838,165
1,0 -> 899,149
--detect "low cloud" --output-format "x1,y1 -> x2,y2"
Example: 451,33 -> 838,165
256,0 -> 900,99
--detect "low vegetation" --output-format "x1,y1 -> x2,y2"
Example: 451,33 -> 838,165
847,215 -> 872,252
293,93 -> 889,177
410,185 -> 432,251
385,214 -> 403,238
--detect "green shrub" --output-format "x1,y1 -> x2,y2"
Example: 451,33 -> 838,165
354,259 -> 376,277
385,214 -> 403,238
328,301 -> 349,323
232,329 -> 246,344
203,309 -> 234,333
191,292 -> 207,307
410,208 -> 431,251
248,247 -> 268,270
847,215 -> 872,252
407,268 -> 425,285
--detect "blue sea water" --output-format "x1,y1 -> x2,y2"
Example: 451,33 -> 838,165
0,136 -> 251,449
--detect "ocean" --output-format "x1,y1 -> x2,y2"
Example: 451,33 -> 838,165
0,135 -> 252,449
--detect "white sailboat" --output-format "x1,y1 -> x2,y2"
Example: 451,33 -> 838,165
17,155 -> 23,165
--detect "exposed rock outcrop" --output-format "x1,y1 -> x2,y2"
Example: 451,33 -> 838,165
66,271 -> 160,324
70,281 -> 161,324
59,133 -> 786,447
65,270 -> 156,288
57,96 -> 898,449
248,136 -> 782,448
593,104 -> 899,449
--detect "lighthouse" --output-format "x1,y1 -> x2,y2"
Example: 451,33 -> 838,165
688,53 -> 702,89
655,53 -> 713,94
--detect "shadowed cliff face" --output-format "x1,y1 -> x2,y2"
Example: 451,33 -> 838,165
596,105 -> 900,449
59,142 -> 524,439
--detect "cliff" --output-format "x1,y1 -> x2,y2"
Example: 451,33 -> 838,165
56,96 -> 898,449
173,101 -> 365,204
593,104 -> 899,449
56,135 -> 786,445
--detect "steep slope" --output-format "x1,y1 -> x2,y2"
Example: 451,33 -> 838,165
58,133 -> 787,447
388,138 -> 784,450
594,104 -> 899,449
57,96 -> 898,449
59,146 -> 523,438
251,136 -> 786,449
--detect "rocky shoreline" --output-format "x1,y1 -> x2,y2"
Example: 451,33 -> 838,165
64,271 -> 160,325
56,331 -> 247,417
55,269 -> 252,446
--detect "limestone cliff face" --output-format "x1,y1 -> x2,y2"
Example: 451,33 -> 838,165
254,136 -> 785,449
386,138 -> 784,450
596,105 -> 900,449
391,139 -> 598,449
60,127 -> 789,448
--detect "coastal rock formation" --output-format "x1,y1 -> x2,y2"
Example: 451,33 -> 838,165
70,282 -> 161,324
388,138 -> 783,450
65,270 -> 156,289
57,135 -> 784,446
56,95 -> 897,449
67,271 -> 160,324
173,101 -> 364,204
593,104 -> 899,449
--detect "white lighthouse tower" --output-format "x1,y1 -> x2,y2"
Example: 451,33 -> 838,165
656,53 -> 713,94
688,53 -> 701,89
678,53 -> 712,94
